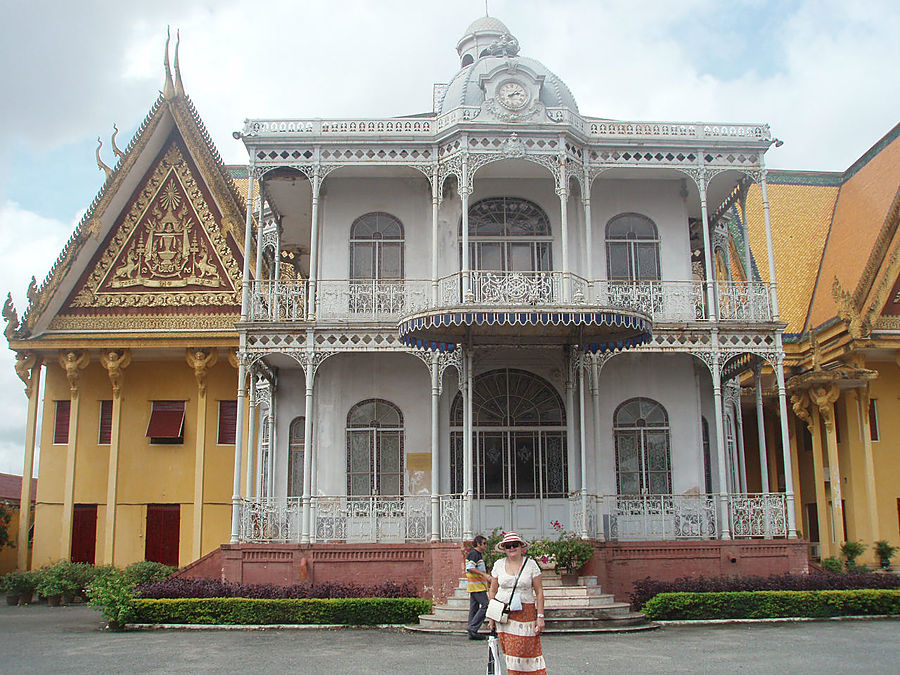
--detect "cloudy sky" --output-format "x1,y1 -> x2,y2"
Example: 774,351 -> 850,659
0,0 -> 898,475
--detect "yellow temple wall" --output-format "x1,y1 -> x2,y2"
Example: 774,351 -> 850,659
30,354 -> 242,568
870,363 -> 900,551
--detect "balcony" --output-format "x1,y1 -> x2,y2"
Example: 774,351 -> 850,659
245,275 -> 775,329
238,492 -> 788,544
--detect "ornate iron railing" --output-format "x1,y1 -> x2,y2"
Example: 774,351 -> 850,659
569,492 -> 787,541
239,495 -> 464,543
248,280 -> 307,322
245,277 -> 774,324
729,492 -> 788,538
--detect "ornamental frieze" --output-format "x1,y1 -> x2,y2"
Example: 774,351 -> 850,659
64,139 -> 242,313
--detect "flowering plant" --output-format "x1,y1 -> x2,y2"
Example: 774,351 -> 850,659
546,520 -> 593,573
526,539 -> 557,568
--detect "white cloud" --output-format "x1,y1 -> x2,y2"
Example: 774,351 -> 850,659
0,201 -> 75,475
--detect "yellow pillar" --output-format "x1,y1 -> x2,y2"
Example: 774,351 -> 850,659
58,350 -> 89,561
808,405 -> 833,557
100,349 -> 131,566
811,383 -> 844,549
854,386 -> 880,544
15,353 -> 42,570
187,348 -> 217,560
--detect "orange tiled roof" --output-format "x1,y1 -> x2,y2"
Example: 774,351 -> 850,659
745,178 -> 839,334
808,132 -> 900,330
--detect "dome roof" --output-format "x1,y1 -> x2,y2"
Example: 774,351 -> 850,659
439,55 -> 579,115
464,16 -> 510,35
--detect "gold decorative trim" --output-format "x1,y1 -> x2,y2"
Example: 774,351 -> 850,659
69,142 -> 241,310
48,313 -> 239,331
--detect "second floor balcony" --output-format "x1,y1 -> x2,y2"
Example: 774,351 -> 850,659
246,273 -> 776,333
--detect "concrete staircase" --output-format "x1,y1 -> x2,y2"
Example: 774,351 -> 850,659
408,573 -> 655,634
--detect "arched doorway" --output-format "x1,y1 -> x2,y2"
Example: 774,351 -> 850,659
450,368 -> 568,537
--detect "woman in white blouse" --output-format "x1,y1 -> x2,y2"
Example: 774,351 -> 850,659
488,531 -> 546,675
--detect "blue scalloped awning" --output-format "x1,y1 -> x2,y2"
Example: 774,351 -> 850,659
398,310 -> 652,352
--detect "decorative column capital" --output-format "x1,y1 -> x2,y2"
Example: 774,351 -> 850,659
808,383 -> 840,428
186,348 -> 218,395
58,350 -> 89,397
14,352 -> 41,397
100,349 -> 131,398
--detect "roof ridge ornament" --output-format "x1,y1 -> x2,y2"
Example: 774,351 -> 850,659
173,29 -> 184,97
163,26 -> 175,99
488,33 -> 520,57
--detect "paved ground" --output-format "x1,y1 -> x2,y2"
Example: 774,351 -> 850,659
0,604 -> 898,674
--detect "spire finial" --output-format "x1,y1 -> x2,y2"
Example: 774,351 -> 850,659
163,26 -> 175,99
173,29 -> 184,96
485,0 -> 489,16
95,137 -> 113,179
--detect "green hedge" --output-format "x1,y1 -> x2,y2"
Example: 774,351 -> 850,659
132,597 -> 432,625
643,589 -> 900,620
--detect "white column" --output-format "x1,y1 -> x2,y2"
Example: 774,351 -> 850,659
558,172 -> 570,301
755,365 -> 770,492
577,355 -> 588,539
464,350 -> 474,539
430,354 -> 440,541
590,357 -> 605,542
739,188 -> 752,281
734,391 -> 748,493
460,177 -> 471,300
582,180 -> 593,300
712,358 -> 731,539
231,163 -> 256,543
255,195 -> 265,280
698,174 -> 718,321
759,166 -> 780,319
267,375 -> 277,498
775,347 -> 798,537
307,169 -> 322,319
274,217 -> 282,282
565,350 -> 577,496
431,163 -> 440,306
301,354 -> 315,544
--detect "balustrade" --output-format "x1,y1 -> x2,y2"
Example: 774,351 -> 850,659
570,492 -> 788,541
246,276 -> 773,324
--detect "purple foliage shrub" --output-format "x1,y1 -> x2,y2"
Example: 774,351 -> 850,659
630,572 -> 900,610
136,577 -> 418,600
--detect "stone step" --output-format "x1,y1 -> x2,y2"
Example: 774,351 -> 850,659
431,601 -> 633,621
455,575 -> 600,590
406,622 -> 658,635
413,611 -> 652,634
445,587 -> 610,607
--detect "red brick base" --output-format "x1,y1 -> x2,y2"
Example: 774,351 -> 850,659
176,539 -> 808,604
584,539 -> 810,603
175,542 -> 464,603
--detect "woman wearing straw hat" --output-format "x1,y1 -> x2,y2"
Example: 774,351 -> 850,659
488,531 -> 546,674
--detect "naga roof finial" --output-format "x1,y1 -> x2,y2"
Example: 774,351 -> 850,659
173,29 -> 184,97
163,26 -> 175,99
111,124 -> 125,160
95,137 -> 113,179
3,293 -> 19,340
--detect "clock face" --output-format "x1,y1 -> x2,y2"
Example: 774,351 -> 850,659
497,81 -> 529,110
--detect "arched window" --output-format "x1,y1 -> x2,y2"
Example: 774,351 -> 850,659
461,197 -> 552,272
346,399 -> 404,496
462,54 -> 474,67
450,369 -> 567,499
259,416 -> 270,499
614,398 -> 671,494
702,417 -> 712,494
349,212 -> 404,280
606,213 -> 660,281
287,417 -> 305,498
725,409 -> 739,492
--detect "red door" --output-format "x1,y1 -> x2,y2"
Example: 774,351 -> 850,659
145,504 -> 180,567
71,504 -> 97,564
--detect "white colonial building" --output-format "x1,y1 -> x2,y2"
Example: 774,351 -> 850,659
232,16 -> 795,547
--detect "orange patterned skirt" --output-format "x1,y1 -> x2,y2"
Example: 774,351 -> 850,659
496,603 -> 546,675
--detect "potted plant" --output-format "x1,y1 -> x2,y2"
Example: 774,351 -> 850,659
840,540 -> 867,573
874,540 -> 898,571
87,567 -> 138,630
527,539 -> 557,571
36,561 -> 84,606
547,521 -> 594,585
2,570 -> 37,605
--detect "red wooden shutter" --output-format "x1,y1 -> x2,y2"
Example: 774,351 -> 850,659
145,504 -> 180,567
218,400 -> 238,444
147,401 -> 185,440
99,400 -> 113,444
71,504 -> 97,564
54,400 -> 71,444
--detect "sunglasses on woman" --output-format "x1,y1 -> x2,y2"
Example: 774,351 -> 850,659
502,542 -> 522,549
